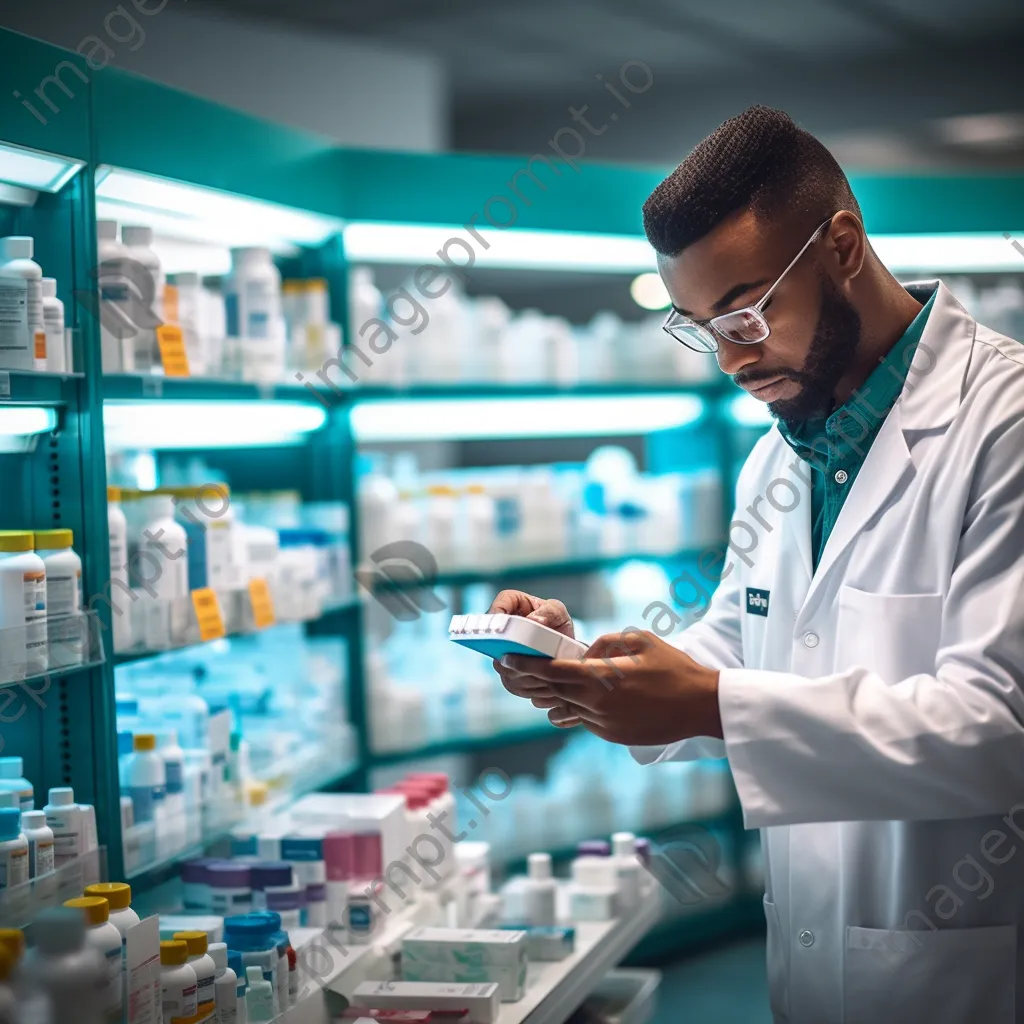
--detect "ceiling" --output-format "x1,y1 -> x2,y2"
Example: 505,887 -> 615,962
194,0 -> 1024,167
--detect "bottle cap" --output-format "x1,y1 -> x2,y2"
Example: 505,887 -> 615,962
85,882 -> 132,911
107,485 -> 122,502
160,939 -> 189,966
207,941 -> 228,972
0,757 -> 23,779
528,852 -> 553,881
33,528 -> 73,550
576,840 -> 611,858
121,225 -> 153,246
0,809 -> 20,841
246,965 -> 264,986
611,832 -> 637,858
41,278 -> 57,299
64,896 -> 110,926
47,786 -> 74,806
250,862 -> 292,889
20,810 -> 45,830
206,862 -> 252,888
0,236 -> 33,260
96,220 -> 119,242
0,929 -> 24,962
173,930 -> 209,956
32,908 -> 85,955
0,531 -> 32,553
245,780 -> 269,808
133,733 -> 157,752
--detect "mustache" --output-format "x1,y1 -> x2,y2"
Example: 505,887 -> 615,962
733,368 -> 805,388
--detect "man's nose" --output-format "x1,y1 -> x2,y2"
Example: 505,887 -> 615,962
715,337 -> 763,376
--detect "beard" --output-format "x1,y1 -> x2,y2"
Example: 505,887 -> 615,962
763,273 -> 862,421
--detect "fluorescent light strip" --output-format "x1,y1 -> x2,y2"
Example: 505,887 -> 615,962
344,222 -> 657,273
103,400 -> 328,450
0,141 -> 83,194
0,406 -> 57,435
351,395 -> 704,442
95,166 -> 345,252
346,222 -> 1024,275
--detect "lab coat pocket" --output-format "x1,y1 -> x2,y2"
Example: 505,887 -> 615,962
844,924 -> 1016,1023
835,587 -> 943,683
763,896 -> 790,1021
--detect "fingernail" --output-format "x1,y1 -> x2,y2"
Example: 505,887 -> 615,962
500,654 -> 512,668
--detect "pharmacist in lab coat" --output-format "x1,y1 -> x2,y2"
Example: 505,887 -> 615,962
492,106 -> 1024,1024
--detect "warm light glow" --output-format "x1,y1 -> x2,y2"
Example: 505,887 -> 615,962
104,400 -> 328,450
351,395 -> 704,442
630,272 -> 671,310
0,142 -> 83,194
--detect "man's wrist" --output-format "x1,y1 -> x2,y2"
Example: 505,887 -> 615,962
702,667 -> 724,739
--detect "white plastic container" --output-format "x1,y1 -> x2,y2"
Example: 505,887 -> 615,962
159,729 -> 186,821
23,907 -> 108,1024
84,882 -> 139,1013
209,942 -> 239,1024
348,267 -> 388,383
97,220 -> 133,372
160,940 -> 198,1023
124,733 -> 166,825
138,491 -> 189,648
34,528 -> 83,668
174,484 -> 236,590
107,486 -> 133,653
0,236 -> 42,371
0,530 -> 47,680
0,757 -> 31,811
611,831 -> 643,913
523,852 -> 557,927
171,272 -> 208,376
64,896 -> 123,1023
79,802 -> 98,853
244,965 -> 275,1022
121,225 -> 164,373
225,247 -> 284,382
37,277 -> 66,373
0,810 -> 27,891
174,930 -> 217,1019
22,809 -> 54,878
43,786 -> 82,866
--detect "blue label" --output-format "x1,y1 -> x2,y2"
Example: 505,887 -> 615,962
281,836 -> 322,861
127,784 -> 164,822
165,762 -> 184,795
745,588 -> 770,617
225,293 -> 240,337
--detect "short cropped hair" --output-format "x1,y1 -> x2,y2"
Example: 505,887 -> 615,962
643,105 -> 860,257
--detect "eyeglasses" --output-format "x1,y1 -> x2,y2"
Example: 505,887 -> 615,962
661,216 -> 834,353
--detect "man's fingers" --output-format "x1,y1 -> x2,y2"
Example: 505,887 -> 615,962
525,599 -> 575,638
548,705 -> 582,728
488,590 -> 537,617
585,628 -> 657,660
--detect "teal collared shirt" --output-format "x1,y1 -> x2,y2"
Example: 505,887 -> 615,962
777,291 -> 935,569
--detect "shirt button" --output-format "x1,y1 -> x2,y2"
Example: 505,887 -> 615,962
803,632 -> 819,649
834,469 -> 849,484
799,930 -> 815,947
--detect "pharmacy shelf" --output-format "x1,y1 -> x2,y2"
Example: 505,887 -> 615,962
113,597 -> 361,666
367,547 -> 720,592
351,380 -> 727,401
0,369 -> 84,404
100,372 -> 334,404
369,723 -> 563,767
0,655 -> 107,693
125,754 -> 362,890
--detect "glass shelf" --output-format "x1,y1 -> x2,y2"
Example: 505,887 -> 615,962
369,723 -> 561,766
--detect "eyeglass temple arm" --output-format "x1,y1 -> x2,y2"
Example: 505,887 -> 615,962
752,217 -> 834,312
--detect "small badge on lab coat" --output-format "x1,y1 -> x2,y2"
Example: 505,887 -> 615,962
745,588 -> 770,616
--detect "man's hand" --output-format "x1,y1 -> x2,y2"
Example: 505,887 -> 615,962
488,590 -> 581,726
502,629 -> 723,745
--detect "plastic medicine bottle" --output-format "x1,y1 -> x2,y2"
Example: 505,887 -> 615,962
0,757 -> 32,811
0,236 -> 42,371
43,786 -> 82,866
209,941 -> 239,1024
21,810 -> 54,878
85,880 -> 139,1014
120,225 -> 164,373
107,486 -> 133,653
23,907 -> 108,1024
40,277 -> 65,373
63,896 -> 123,1023
124,733 -> 166,825
244,965 -> 274,1022
225,247 -> 284,382
96,220 -> 133,373
228,951 -> 247,1024
173,930 -> 216,1018
159,939 -> 198,1024
34,528 -> 83,668
0,530 -> 47,680
0,810 -> 28,891
524,852 -> 558,927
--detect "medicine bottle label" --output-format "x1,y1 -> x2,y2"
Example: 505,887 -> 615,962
45,812 -> 80,857
0,280 -> 30,360
28,835 -> 54,876
0,846 -> 28,889
128,783 -> 165,823
23,570 -> 46,662
46,571 -> 80,616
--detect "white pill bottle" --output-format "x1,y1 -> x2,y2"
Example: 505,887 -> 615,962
0,235 -> 42,371
107,486 -> 133,653
41,277 -> 66,373
0,530 -> 47,680
63,896 -> 123,1024
34,528 -> 83,668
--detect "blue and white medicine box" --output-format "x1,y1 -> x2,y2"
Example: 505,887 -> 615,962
448,614 -> 589,660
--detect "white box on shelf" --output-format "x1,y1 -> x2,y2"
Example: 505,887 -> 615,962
351,980 -> 500,1024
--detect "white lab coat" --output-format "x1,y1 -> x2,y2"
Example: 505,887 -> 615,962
632,281 -> 1024,1023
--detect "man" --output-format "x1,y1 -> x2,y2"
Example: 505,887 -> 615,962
492,106 -> 1024,1023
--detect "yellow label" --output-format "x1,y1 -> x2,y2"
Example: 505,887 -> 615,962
33,331 -> 46,360
191,588 -> 225,641
248,578 -> 275,630
156,324 -> 190,377
163,284 -> 180,324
